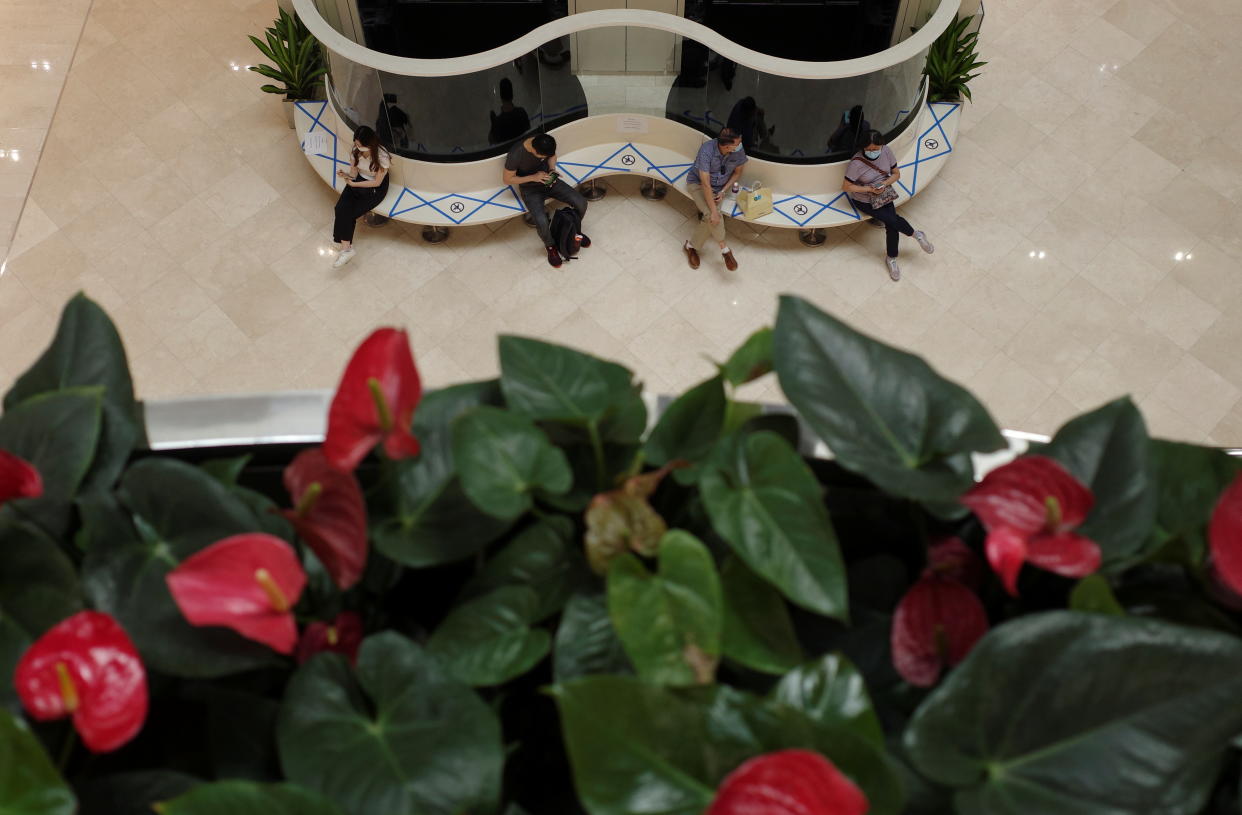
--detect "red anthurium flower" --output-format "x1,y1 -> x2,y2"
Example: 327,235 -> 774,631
707,750 -> 868,815
323,328 -> 422,472
960,455 -> 1101,595
1209,472 -> 1242,596
14,611 -> 147,753
0,449 -> 42,505
166,534 -> 307,654
927,536 -> 983,589
281,447 -> 368,590
295,611 -> 364,665
891,574 -> 988,687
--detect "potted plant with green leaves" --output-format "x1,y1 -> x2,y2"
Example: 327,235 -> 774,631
6,290 -> 1242,815
924,14 -> 986,103
248,7 -> 328,128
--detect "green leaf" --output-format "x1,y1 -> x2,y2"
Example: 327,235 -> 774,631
0,520 -> 81,636
427,585 -> 551,686
719,556 -> 802,674
372,426 -> 512,567
498,335 -> 647,457
773,295 -> 1004,505
553,592 -> 632,682
552,676 -> 904,815
452,406 -> 572,520
1068,575 -> 1125,616
1043,398 -> 1156,563
0,388 -> 102,540
770,653 -> 883,748
415,380 -> 504,434
4,293 -> 145,497
278,633 -> 503,815
460,516 -> 579,621
721,327 -> 774,386
1144,439 -> 1241,563
80,463 -> 280,678
156,781 -> 343,815
607,531 -> 722,686
700,431 -> 847,619
0,710 -> 75,814
0,615 -> 30,714
643,376 -> 726,472
905,611 -> 1242,815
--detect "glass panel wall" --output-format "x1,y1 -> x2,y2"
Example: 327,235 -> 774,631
321,25 -> 927,164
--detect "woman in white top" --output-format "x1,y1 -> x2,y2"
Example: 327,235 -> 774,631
332,125 -> 391,268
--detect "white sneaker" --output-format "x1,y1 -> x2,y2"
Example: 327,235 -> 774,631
886,256 -> 901,281
332,248 -> 356,268
914,230 -> 934,254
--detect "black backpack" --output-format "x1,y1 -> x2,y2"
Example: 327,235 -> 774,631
550,207 -> 583,261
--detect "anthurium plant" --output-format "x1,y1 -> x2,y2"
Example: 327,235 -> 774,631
4,291 -> 1242,815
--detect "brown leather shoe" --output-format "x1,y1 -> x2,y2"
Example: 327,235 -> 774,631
684,242 -> 700,269
722,249 -> 738,271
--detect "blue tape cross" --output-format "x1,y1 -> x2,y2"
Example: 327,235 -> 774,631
295,101 -> 344,190
896,102 -> 958,197
389,185 -> 524,225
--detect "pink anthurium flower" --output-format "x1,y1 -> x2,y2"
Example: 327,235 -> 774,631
14,611 -> 147,753
1209,472 -> 1242,596
295,611 -> 364,665
707,750 -> 868,815
323,328 -> 422,472
960,455 -> 1101,595
165,534 -> 307,654
891,574 -> 988,687
281,447 -> 368,590
0,449 -> 42,505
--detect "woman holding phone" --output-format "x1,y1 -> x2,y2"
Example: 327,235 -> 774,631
332,125 -> 390,268
843,130 -> 933,282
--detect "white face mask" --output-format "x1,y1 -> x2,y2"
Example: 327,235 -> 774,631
864,149 -> 882,160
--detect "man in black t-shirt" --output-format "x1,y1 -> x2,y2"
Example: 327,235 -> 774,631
488,78 -> 531,144
503,133 -> 590,268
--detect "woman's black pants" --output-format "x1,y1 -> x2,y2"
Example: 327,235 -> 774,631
334,175 -> 390,243
853,199 -> 914,258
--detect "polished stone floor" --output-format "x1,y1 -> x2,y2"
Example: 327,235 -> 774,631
3,0 -> 1242,444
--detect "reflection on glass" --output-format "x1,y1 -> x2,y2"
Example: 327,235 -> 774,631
667,45 -> 927,162
322,21 -> 927,164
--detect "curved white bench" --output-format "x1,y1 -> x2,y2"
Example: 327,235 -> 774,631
294,98 -> 960,238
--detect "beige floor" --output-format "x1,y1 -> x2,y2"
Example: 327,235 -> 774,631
3,0 -> 1242,445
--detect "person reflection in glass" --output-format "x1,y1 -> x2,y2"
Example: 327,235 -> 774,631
827,105 -> 870,155
489,78 -> 532,145
726,96 -> 777,155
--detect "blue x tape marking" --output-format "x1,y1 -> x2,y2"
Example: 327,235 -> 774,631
896,102 -> 958,198
772,194 -> 831,227
295,101 -> 344,190
388,185 -> 525,225
556,143 -> 644,183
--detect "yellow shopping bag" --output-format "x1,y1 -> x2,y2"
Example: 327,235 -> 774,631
737,184 -> 773,220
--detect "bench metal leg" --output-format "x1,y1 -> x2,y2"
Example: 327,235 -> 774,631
798,228 -> 827,246
363,212 -> 390,227
578,179 -> 607,200
640,179 -> 668,200
421,225 -> 450,243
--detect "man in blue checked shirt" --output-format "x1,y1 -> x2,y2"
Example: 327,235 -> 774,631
682,127 -> 747,271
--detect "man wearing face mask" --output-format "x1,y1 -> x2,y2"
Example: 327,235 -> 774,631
843,130 -> 933,282
682,127 -> 747,271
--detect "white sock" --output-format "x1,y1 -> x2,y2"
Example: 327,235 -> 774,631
720,246 -> 731,254
684,240 -> 693,250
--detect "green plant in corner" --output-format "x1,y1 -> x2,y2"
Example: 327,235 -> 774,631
924,15 -> 986,103
248,7 -> 327,100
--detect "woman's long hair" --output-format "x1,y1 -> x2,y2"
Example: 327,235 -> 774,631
352,125 -> 382,173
